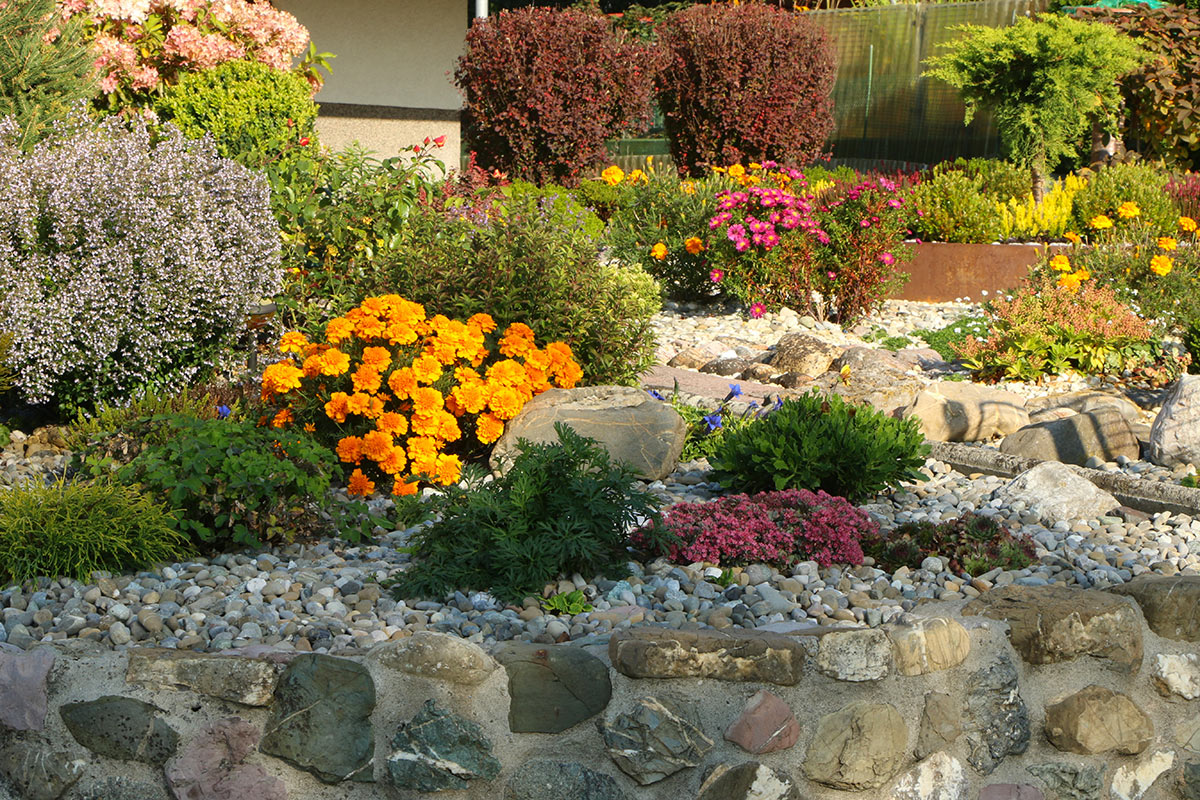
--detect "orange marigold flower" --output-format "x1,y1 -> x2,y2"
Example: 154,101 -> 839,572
301,354 -> 323,378
544,341 -> 575,372
499,322 -> 536,358
365,395 -> 386,420
684,236 -> 704,255
359,296 -> 388,317
450,382 -> 488,415
468,312 -> 497,333
1064,231 -> 1081,245
348,308 -> 386,340
429,338 -> 458,364
412,386 -> 444,415
352,365 -> 383,394
271,408 -> 294,428
387,367 -> 418,399
1117,201 -> 1140,219
347,468 -> 375,497
361,430 -> 394,461
379,448 -> 407,475
411,354 -> 444,384
1158,237 -> 1178,252
303,423 -> 316,432
650,242 -> 668,260
434,453 -> 462,486
407,435 -> 440,462
455,366 -> 483,385
361,346 -> 393,369
487,384 -> 524,420
377,411 -> 408,436
524,362 -> 549,392
278,331 -> 308,354
392,478 -> 419,496
261,361 -> 304,396
319,349 -> 351,376
524,348 -> 551,371
486,358 -> 529,387
345,392 -> 373,416
435,410 -> 461,442
1150,254 -> 1174,276
555,360 -> 583,389
1090,215 -> 1113,230
1049,254 -> 1071,272
384,321 -> 420,346
325,317 -> 355,344
1181,216 -> 1198,232
410,412 -> 441,437
336,436 -> 363,463
476,413 -> 505,444
325,392 -> 351,423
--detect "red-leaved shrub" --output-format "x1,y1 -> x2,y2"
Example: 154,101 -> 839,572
455,7 -> 658,187
633,489 -> 872,567
656,4 -> 837,177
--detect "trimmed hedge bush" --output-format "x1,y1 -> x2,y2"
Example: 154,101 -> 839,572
455,7 -> 657,186
656,3 -> 836,176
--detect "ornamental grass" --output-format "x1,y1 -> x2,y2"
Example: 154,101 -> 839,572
261,294 -> 583,498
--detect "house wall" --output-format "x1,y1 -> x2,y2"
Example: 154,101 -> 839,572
276,0 -> 465,159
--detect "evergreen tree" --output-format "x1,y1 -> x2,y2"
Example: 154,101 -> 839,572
0,0 -> 97,150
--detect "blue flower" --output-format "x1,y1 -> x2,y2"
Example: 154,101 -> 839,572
216,404 -> 232,419
747,400 -> 759,410
727,383 -> 743,397
703,412 -> 723,431
772,396 -> 784,410
648,389 -> 666,401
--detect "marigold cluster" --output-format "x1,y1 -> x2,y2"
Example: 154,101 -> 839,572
259,294 -> 583,498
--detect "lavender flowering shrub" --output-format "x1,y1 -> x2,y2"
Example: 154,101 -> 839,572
0,113 -> 281,412
633,488 -> 872,567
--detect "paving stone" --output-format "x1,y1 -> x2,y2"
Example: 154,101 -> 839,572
260,654 -> 375,783
494,642 -> 611,733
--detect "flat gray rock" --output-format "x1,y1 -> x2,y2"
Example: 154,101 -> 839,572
992,461 -> 1119,525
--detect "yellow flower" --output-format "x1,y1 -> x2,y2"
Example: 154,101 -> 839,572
1090,215 -> 1114,230
1049,254 -> 1071,272
278,331 -> 308,354
601,165 -> 624,186
680,181 -> 696,195
684,237 -> 704,255
271,408 -> 293,428
1158,237 -> 1178,252
1180,216 -> 1197,232
627,169 -> 647,184
1057,271 -> 1084,292
728,164 -> 746,179
260,362 -> 303,397
1150,254 -> 1174,276
1064,231 -> 1081,245
1117,201 -> 1140,219
651,242 -> 668,260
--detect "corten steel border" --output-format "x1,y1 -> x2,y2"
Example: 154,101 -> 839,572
897,242 -> 1071,302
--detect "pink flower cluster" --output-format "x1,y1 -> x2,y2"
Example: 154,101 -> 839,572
709,184 -> 828,253
634,489 -> 872,567
57,0 -> 309,101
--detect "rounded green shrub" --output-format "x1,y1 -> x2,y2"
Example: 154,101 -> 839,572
1071,162 -> 1177,234
155,59 -> 318,168
911,171 -> 1003,243
0,480 -> 191,585
710,391 -> 930,502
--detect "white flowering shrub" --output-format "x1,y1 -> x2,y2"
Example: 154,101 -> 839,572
0,113 -> 282,412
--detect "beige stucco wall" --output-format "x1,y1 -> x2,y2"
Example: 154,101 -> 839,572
276,0 -> 465,157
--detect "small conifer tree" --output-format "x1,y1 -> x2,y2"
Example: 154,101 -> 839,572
0,0 -> 97,150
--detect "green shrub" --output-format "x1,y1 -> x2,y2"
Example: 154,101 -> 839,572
862,513 -> 1036,575
913,317 -> 992,361
0,0 -> 96,151
503,180 -> 606,239
649,385 -> 758,462
65,387 -> 235,451
389,424 -> 668,602
604,168 -> 729,302
911,171 -> 1002,243
369,194 -> 661,385
574,176 -> 631,221
0,480 -> 190,585
155,59 -> 318,169
75,415 -> 347,551
710,391 -> 930,502
1185,319 -> 1200,374
934,158 -> 1032,201
1070,163 -> 1177,235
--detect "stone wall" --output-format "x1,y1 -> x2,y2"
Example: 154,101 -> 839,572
4,577 -> 1200,800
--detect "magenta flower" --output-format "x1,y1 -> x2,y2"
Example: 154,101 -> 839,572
749,302 -> 766,318
710,268 -> 724,283
735,239 -> 750,252
879,252 -> 896,266
859,218 -> 872,228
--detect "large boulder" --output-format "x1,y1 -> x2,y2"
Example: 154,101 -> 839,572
1111,575 -> 1200,641
125,649 -> 277,706
768,333 -> 843,377
991,461 -> 1119,525
999,407 -> 1139,466
489,386 -> 685,481
60,696 -> 178,765
494,642 -> 611,733
1148,375 -> 1200,467
903,381 -> 1029,442
1025,390 -> 1143,427
1043,685 -> 1152,755
600,697 -> 713,786
387,699 -> 500,792
813,347 -> 925,416
367,631 -> 498,685
164,718 -> 286,800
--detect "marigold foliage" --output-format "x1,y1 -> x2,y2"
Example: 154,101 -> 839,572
261,295 -> 583,497
0,113 -> 282,414
635,489 -> 872,568
656,3 -> 836,176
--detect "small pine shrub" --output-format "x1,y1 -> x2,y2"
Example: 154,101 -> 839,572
76,415 -> 342,551
0,113 -> 282,415
389,424 -> 668,603
710,391 -> 930,503
0,0 -> 96,150
635,489 -> 873,568
656,3 -> 836,176
155,59 -> 318,169
0,480 -> 191,585
861,513 -> 1035,575
370,195 -> 661,386
1071,163 -> 1177,235
456,7 -> 657,186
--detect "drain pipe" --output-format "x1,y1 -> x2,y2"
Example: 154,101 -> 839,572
474,0 -> 487,18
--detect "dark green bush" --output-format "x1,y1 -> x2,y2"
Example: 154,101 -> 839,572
369,193 -> 661,385
0,480 -> 190,585
710,391 -> 930,502
861,513 -> 1036,576
75,415 -> 345,551
1071,162 -> 1177,234
389,424 -> 668,602
155,59 -> 318,169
